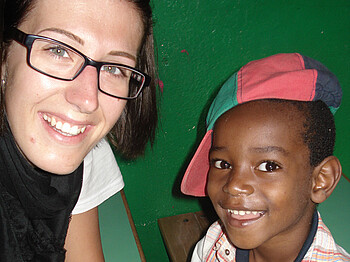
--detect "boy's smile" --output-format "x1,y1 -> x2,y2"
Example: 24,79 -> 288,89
207,100 -> 316,258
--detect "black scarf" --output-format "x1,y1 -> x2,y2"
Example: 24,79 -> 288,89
0,123 -> 83,261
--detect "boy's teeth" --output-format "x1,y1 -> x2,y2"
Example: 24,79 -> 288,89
43,114 -> 86,136
228,209 -> 261,216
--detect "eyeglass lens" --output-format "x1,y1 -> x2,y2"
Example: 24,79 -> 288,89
29,38 -> 145,99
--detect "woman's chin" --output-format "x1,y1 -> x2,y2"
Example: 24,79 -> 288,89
41,163 -> 81,175
29,155 -> 84,175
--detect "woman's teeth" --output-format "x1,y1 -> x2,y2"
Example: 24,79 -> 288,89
43,114 -> 86,136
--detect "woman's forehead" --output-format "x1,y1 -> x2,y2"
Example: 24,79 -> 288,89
22,0 -> 143,34
20,0 -> 144,60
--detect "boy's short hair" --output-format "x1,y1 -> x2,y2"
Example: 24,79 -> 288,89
181,53 -> 342,197
262,99 -> 336,167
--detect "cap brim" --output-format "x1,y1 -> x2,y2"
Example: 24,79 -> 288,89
181,130 -> 212,197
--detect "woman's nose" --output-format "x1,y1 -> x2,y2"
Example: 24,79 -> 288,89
223,168 -> 254,197
64,66 -> 99,113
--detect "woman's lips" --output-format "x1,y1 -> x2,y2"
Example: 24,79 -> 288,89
39,112 -> 91,143
43,113 -> 87,136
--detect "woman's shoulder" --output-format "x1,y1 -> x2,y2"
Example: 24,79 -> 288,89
72,138 -> 124,215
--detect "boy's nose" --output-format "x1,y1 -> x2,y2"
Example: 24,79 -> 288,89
223,169 -> 254,197
64,66 -> 99,113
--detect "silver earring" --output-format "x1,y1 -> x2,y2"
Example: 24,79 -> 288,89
1,79 -> 6,94
1,79 -> 5,88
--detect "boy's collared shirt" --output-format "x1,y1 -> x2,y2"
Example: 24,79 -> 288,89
191,211 -> 350,262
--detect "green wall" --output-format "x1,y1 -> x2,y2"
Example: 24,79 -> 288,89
117,1 -> 350,261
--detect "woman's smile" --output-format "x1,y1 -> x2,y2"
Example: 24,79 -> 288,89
42,113 -> 88,136
4,0 -> 142,174
40,112 -> 91,144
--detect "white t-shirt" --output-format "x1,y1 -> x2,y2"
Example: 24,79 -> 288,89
72,138 -> 124,215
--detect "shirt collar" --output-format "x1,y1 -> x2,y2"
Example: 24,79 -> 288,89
235,210 -> 318,262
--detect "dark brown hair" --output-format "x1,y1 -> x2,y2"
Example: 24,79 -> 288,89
1,0 -> 158,159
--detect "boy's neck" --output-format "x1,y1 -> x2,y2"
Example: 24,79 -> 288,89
246,210 -> 317,262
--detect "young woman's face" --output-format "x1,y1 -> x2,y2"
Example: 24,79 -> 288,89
207,101 -> 316,253
3,0 -> 143,174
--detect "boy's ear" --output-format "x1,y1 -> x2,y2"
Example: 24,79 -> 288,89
311,156 -> 342,204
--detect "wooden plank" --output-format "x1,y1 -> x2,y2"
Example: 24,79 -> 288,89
158,211 -> 212,262
121,190 -> 146,262
194,212 -> 213,233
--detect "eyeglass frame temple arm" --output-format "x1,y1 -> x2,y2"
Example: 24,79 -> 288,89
4,27 -> 26,45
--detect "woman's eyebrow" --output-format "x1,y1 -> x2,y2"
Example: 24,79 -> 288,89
37,28 -> 137,62
108,51 -> 137,62
38,27 -> 85,45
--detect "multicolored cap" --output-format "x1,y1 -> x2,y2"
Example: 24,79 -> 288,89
181,53 -> 342,197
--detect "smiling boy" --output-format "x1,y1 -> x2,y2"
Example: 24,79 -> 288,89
181,53 -> 350,261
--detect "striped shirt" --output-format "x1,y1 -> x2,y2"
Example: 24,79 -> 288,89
191,211 -> 350,261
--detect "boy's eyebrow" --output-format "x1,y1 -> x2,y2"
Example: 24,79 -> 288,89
209,146 -> 226,153
210,146 -> 289,156
250,146 -> 289,155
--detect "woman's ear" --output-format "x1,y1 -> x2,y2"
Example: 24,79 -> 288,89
311,156 -> 342,204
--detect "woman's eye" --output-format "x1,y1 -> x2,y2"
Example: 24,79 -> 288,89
49,46 -> 69,58
213,160 -> 232,169
257,161 -> 280,172
101,65 -> 122,76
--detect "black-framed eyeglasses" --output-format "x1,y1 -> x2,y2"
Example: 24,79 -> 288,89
5,27 -> 151,100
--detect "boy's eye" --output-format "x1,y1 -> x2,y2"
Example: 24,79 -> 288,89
212,160 -> 232,170
257,161 -> 280,172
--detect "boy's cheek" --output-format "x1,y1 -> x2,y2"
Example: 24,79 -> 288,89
207,176 -> 220,198
207,180 -> 224,210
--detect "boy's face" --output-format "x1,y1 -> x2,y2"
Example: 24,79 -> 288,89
207,100 -> 316,250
